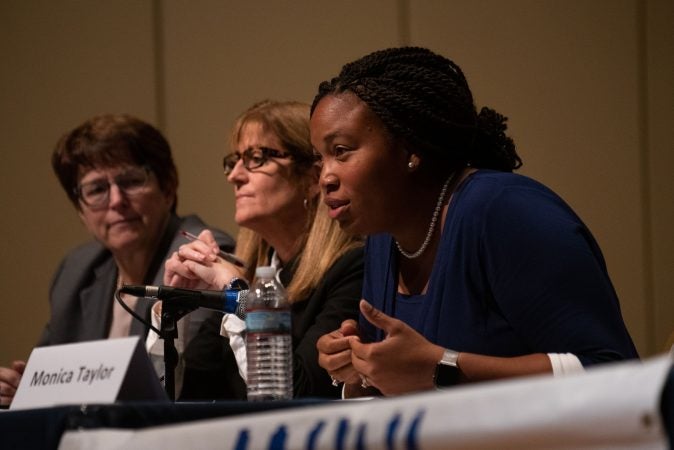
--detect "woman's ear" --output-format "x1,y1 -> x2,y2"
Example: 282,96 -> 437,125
163,186 -> 178,211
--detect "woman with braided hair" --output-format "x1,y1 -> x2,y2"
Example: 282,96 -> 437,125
311,47 -> 637,398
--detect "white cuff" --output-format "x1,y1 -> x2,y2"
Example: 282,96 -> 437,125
144,302 -> 162,352
547,352 -> 585,376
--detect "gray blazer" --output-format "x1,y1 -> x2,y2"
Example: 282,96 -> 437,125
37,214 -> 235,346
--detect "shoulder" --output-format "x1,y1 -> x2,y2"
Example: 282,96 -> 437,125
55,240 -> 110,275
314,246 -> 365,296
459,170 -> 556,202
457,170 -> 575,222
49,240 -> 112,305
458,172 -> 593,257
321,246 -> 365,286
331,246 -> 364,272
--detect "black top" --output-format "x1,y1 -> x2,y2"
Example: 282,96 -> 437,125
179,246 -> 364,400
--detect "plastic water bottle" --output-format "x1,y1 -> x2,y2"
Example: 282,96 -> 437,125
245,266 -> 293,401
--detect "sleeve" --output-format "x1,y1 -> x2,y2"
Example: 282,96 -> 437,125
36,258 -> 69,347
37,242 -> 108,347
179,311 -> 248,400
480,185 -> 638,365
291,247 -> 364,398
548,353 -> 585,375
219,314 -> 247,380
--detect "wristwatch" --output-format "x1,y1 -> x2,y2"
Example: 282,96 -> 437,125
434,348 -> 461,388
227,277 -> 248,291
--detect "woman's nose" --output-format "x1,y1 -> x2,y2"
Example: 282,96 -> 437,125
320,171 -> 339,195
107,183 -> 128,207
226,159 -> 247,185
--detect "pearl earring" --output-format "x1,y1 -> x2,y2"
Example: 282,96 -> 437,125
408,161 -> 415,169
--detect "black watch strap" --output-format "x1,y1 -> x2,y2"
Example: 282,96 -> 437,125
434,348 -> 461,388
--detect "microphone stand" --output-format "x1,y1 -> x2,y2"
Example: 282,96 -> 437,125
159,300 -> 196,401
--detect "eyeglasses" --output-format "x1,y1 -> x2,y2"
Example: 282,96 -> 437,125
75,166 -> 151,208
222,147 -> 292,175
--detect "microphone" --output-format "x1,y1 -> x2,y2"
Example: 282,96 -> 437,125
119,285 -> 248,319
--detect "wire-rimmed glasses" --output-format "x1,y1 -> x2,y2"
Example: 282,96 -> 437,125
75,166 -> 151,208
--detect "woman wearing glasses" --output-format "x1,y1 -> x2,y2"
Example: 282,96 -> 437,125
0,113 -> 234,406
164,100 -> 364,399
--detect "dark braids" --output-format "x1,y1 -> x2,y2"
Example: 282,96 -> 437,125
311,47 -> 522,172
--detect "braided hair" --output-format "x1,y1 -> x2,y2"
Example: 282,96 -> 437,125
311,47 -> 521,172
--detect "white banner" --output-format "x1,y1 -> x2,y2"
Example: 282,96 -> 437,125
59,353 -> 672,450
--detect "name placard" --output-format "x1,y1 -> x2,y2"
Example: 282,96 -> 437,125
10,336 -> 167,410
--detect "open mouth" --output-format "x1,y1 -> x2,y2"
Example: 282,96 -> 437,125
324,198 -> 350,220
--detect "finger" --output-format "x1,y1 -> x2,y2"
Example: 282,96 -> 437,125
339,319 -> 359,337
318,347 -> 353,372
197,229 -> 220,254
183,260 -> 233,289
165,268 -> 200,289
163,259 -> 179,285
178,242 -> 217,263
0,367 -> 22,389
349,336 -> 370,363
167,273 -> 181,287
10,361 -> 26,374
317,332 -> 353,355
316,329 -> 342,351
0,372 -> 21,405
348,341 -> 373,379
359,299 -> 400,335
0,381 -> 18,397
164,252 -> 202,281
163,267 -> 174,285
331,365 -> 362,386
164,258 -> 201,282
317,331 -> 355,375
318,343 -> 362,386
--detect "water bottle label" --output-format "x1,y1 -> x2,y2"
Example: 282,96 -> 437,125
246,310 -> 291,333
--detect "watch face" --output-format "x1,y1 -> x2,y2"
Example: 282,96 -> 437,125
229,278 -> 248,290
435,364 -> 461,388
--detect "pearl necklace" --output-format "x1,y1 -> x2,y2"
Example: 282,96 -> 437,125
395,172 -> 456,259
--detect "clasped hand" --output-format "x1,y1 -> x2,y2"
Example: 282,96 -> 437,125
164,229 -> 241,290
317,300 -> 444,396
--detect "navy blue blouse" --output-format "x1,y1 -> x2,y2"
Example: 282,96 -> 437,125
361,170 -> 638,366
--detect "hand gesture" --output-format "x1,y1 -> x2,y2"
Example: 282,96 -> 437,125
317,318 -> 362,386
350,300 -> 444,396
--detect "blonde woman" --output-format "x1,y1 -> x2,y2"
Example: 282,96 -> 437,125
164,100 -> 363,399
